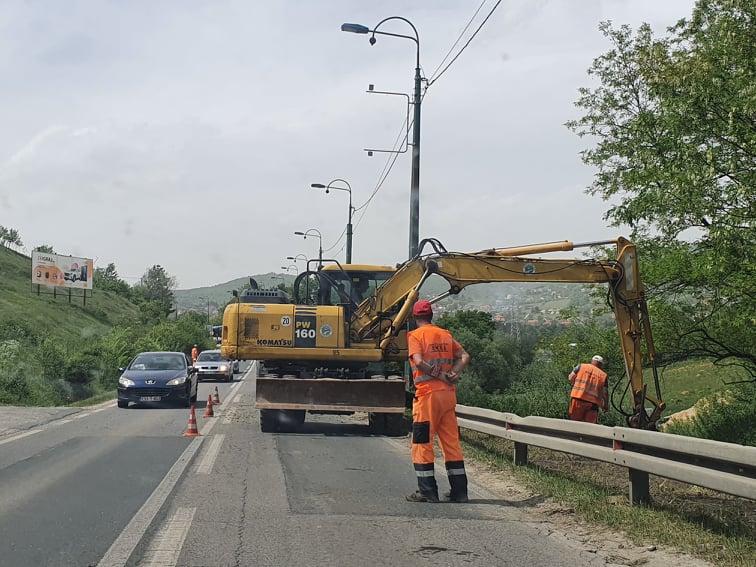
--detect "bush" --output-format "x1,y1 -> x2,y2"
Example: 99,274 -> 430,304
666,384 -> 756,446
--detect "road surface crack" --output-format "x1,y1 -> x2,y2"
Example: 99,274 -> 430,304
233,451 -> 249,567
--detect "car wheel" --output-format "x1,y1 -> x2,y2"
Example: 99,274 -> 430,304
117,400 -> 129,409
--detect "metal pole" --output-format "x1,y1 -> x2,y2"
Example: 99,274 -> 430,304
408,63 -> 421,260
346,191 -> 353,264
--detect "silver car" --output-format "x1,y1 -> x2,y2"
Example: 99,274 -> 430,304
194,350 -> 234,382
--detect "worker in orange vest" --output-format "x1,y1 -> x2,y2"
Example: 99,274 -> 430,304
406,300 -> 471,503
567,355 -> 609,423
191,344 -> 200,364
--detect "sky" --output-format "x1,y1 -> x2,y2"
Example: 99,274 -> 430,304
0,0 -> 695,289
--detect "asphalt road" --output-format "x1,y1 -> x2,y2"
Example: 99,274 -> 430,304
0,364 -> 683,567
0,368 -> 246,567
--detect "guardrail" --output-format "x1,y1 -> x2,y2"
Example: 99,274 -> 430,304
456,404 -> 756,505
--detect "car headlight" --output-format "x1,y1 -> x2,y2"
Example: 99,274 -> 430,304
118,376 -> 135,387
219,365 -> 228,371
166,375 -> 187,386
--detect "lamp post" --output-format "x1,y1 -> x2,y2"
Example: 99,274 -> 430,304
287,254 -> 309,264
281,264 -> 299,274
294,229 -> 323,268
311,179 -> 353,263
342,17 -> 422,260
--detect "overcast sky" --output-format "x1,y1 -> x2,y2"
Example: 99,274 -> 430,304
0,0 -> 694,288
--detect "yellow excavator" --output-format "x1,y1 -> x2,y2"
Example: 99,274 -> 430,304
221,237 -> 665,433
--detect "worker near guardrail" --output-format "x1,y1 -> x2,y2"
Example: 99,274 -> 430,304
567,355 -> 609,423
406,300 -> 471,503
191,344 -> 199,364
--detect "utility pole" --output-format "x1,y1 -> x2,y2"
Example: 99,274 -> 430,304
342,17 -> 421,260
409,63 -> 421,259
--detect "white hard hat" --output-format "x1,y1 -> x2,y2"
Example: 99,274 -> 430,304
592,355 -> 604,364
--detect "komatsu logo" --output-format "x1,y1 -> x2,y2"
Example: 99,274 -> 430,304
256,339 -> 292,347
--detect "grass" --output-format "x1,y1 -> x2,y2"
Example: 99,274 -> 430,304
462,430 -> 756,567
69,390 -> 116,407
653,360 -> 751,415
0,247 -> 139,342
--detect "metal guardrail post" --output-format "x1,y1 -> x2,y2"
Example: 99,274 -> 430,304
629,468 -> 651,505
514,442 -> 528,466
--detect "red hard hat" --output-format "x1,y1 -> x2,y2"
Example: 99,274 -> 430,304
412,300 -> 433,317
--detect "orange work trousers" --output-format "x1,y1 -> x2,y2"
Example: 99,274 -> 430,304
568,397 -> 599,424
411,388 -> 467,498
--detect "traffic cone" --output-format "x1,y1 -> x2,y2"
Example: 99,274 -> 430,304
213,386 -> 221,406
203,394 -> 215,418
184,405 -> 200,437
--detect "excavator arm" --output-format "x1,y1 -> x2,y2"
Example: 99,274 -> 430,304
351,237 -> 665,429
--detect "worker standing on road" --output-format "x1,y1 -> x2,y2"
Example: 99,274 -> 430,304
567,355 -> 609,423
191,344 -> 200,364
406,300 -> 471,503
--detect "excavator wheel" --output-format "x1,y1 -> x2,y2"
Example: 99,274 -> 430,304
369,412 -> 405,437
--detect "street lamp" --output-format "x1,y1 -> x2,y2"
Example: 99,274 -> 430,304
342,16 -> 422,260
294,229 -> 323,268
281,264 -> 299,274
311,179 -> 353,264
287,254 -> 309,263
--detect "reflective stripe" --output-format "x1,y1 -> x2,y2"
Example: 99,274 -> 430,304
447,468 -> 466,476
415,470 -> 436,477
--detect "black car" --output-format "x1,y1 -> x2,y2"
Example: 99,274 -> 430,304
117,351 -> 198,408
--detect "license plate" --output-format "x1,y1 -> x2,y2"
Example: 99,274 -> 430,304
139,396 -> 162,402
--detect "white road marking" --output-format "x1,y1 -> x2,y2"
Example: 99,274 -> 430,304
196,434 -> 225,474
0,428 -> 41,447
0,401 -> 117,446
96,438 -> 204,567
97,367 -> 255,565
139,507 -> 196,567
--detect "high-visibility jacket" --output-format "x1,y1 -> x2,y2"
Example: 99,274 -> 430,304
570,363 -> 608,407
191,347 -> 199,362
407,324 -> 462,395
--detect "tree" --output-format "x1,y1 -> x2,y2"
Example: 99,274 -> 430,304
133,265 -> 176,320
0,225 -> 22,248
567,0 -> 755,377
94,262 -> 131,296
34,245 -> 55,253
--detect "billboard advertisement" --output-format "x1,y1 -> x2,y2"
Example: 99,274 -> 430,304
31,251 -> 93,290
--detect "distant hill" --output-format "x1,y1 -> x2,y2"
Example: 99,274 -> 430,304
174,272 -> 296,312
0,247 -> 140,342
176,268 -> 596,321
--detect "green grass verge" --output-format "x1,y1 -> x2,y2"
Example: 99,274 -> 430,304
0,247 -> 139,343
650,360 -> 750,415
69,390 -> 116,407
462,430 -> 756,567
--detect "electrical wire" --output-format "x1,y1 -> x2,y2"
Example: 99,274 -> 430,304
428,0 -> 489,83
426,0 -> 503,88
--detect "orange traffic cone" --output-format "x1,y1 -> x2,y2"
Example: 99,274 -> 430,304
203,394 -> 215,418
184,405 -> 200,437
213,386 -> 221,406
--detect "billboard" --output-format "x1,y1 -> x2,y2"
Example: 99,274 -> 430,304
31,251 -> 93,290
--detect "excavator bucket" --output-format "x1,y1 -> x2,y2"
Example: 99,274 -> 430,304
255,376 -> 406,413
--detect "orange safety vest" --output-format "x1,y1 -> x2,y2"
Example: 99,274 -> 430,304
570,363 -> 608,407
191,347 -> 199,362
408,324 -> 459,395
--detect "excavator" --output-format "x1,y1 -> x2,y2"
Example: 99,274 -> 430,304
221,237 -> 665,433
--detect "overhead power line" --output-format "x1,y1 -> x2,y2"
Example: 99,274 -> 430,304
427,0 -> 502,88
428,0 -> 488,83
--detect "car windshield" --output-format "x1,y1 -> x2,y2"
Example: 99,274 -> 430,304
197,352 -> 222,362
129,353 -> 186,371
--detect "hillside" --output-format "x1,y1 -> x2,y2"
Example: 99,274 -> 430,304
0,247 -> 139,341
175,273 -> 296,312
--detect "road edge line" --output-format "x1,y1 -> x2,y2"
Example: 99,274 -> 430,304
96,436 -> 204,567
